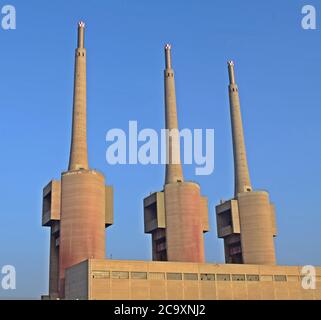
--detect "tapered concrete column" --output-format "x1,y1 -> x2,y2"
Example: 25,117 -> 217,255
68,21 -> 88,171
164,44 -> 184,184
227,61 -> 252,196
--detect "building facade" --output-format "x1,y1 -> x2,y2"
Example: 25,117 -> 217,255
65,259 -> 321,300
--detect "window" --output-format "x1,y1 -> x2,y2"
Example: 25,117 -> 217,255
232,274 -> 245,281
273,275 -> 287,282
149,272 -> 165,280
111,271 -> 129,279
92,271 -> 110,279
131,272 -> 147,280
183,273 -> 198,281
167,273 -> 182,280
246,274 -> 260,281
260,275 -> 273,281
200,273 -> 215,281
217,274 -> 231,281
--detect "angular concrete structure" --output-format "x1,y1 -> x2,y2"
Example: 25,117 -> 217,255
42,22 -> 114,299
216,61 -> 277,265
143,45 -> 209,263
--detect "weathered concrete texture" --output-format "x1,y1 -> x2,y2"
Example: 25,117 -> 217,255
164,182 -> 205,262
65,259 -> 321,300
59,169 -> 106,295
238,191 -> 276,265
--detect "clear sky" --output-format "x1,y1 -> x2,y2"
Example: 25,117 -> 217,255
0,0 -> 320,299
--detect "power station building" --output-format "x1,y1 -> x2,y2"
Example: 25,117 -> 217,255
42,23 -> 321,300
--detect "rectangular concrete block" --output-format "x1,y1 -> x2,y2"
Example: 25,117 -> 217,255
42,180 -> 61,227
216,199 -> 240,238
144,192 -> 166,233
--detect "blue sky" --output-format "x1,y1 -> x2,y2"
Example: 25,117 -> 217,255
0,0 -> 320,299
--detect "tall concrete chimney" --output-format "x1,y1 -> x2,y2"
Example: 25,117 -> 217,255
42,22 -> 114,299
164,44 -> 184,184
68,21 -> 89,171
227,61 -> 252,196
215,61 -> 277,265
143,45 -> 209,263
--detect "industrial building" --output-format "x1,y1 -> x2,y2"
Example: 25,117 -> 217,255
42,23 -> 321,300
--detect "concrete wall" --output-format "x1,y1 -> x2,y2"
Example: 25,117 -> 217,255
238,191 -> 276,264
164,182 -> 205,262
59,169 -> 106,295
64,259 -> 321,300
65,260 -> 89,300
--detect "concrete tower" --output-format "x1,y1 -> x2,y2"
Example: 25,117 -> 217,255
143,45 -> 209,263
216,61 -> 277,265
42,22 -> 114,299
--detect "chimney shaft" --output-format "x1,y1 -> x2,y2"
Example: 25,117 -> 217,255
68,22 -> 89,171
77,21 -> 85,48
227,61 -> 252,195
164,44 -> 184,184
